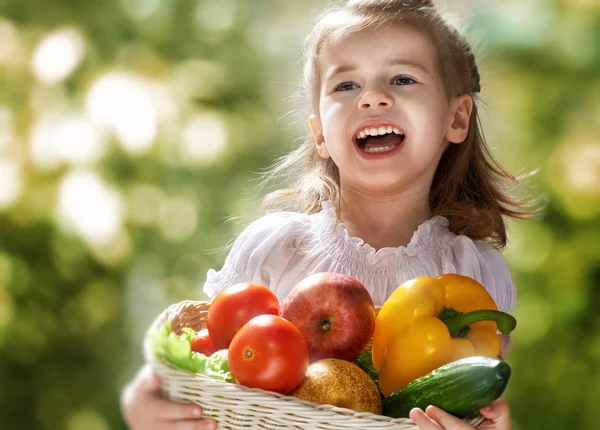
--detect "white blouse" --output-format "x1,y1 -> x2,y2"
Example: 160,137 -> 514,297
203,201 -> 516,313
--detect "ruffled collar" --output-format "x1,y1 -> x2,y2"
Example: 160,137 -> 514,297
315,200 -> 454,267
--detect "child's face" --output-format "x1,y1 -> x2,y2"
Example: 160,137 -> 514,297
309,23 -> 472,196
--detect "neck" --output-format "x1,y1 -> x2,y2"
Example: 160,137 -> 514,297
338,186 -> 432,251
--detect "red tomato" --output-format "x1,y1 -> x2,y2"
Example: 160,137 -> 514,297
190,329 -> 219,356
207,282 -> 280,349
228,314 -> 309,395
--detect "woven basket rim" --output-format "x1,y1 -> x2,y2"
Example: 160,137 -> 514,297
149,358 -> 417,426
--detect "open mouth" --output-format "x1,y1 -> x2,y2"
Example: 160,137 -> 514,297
354,127 -> 406,154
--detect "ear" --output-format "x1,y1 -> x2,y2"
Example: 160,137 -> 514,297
309,114 -> 330,158
446,94 -> 474,144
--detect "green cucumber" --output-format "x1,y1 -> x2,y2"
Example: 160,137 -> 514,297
382,356 -> 511,419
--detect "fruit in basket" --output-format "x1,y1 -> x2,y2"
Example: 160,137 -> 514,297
372,274 -> 517,396
279,272 -> 376,362
190,328 -> 219,356
382,356 -> 511,418
228,314 -> 309,395
207,282 -> 280,349
290,358 -> 382,414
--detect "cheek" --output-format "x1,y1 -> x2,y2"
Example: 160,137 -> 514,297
408,99 -> 450,136
320,104 -> 346,139
320,100 -> 351,130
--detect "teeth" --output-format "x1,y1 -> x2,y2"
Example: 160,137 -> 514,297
356,126 -> 405,139
363,145 -> 396,153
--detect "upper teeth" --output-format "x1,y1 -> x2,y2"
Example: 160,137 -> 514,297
357,126 -> 404,140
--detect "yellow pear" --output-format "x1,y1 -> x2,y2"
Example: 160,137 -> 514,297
291,358 -> 382,414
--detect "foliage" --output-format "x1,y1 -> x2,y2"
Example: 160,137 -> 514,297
0,1 -> 598,429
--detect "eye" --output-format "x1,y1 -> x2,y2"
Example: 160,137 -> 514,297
334,81 -> 359,92
392,76 -> 416,86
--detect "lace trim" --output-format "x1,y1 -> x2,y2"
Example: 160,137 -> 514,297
315,200 -> 455,270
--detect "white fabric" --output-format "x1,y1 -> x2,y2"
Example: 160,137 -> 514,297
203,201 -> 516,313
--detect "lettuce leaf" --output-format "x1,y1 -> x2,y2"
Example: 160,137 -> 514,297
148,321 -> 233,382
205,349 -> 234,383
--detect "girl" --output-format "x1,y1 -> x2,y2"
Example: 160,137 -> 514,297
121,0 -> 534,429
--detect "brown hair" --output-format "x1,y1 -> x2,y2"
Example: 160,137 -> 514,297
259,0 -> 538,249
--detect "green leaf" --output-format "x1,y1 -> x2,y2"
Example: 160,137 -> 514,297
148,323 -> 233,381
166,331 -> 194,371
181,327 -> 198,342
148,321 -> 174,361
191,351 -> 208,373
205,349 -> 234,382
206,349 -> 230,372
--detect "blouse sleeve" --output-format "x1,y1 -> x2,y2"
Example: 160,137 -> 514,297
202,212 -> 305,299
442,236 -> 517,314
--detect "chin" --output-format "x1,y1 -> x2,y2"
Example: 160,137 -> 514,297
349,176 -> 410,196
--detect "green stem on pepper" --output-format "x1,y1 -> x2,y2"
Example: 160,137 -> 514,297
439,308 -> 517,338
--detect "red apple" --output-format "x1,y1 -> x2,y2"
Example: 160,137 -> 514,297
279,272 -> 376,362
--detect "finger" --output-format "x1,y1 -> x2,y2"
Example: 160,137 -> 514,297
139,365 -> 162,394
479,399 -> 511,429
153,399 -> 204,421
480,399 -> 510,420
410,408 -> 443,430
425,405 -> 473,429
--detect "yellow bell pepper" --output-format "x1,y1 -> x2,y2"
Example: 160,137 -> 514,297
372,274 -> 517,397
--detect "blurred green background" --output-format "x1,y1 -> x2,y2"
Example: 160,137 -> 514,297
0,0 -> 598,429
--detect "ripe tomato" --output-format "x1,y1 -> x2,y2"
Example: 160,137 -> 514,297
190,328 -> 219,356
228,315 -> 309,395
206,282 -> 280,349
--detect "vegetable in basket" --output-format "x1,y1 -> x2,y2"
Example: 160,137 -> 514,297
190,328 -> 219,356
207,282 -> 280,349
382,356 -> 511,419
372,274 -> 517,396
149,321 -> 234,383
228,314 -> 309,394
204,349 -> 232,382
356,351 -> 512,419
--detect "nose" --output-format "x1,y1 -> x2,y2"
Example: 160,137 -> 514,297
358,87 -> 394,110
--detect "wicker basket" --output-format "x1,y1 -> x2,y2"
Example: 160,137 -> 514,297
143,300 -> 485,429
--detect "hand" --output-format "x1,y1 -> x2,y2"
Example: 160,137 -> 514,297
120,364 -> 218,430
409,399 -> 512,430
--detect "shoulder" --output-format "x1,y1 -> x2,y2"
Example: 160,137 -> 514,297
473,241 -> 511,274
443,236 -> 516,314
226,211 -> 314,268
234,211 -> 311,248
202,211 -> 311,298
